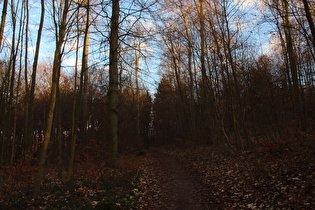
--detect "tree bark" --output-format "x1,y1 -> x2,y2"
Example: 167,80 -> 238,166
179,3 -> 197,142
107,0 -> 120,160
198,0 -> 208,102
36,0 -> 69,191
4,0 -> 19,164
302,0 -> 315,50
23,0 -> 31,152
68,0 -> 90,179
281,0 -> 302,129
0,0 -> 8,50
135,41 -> 140,146
26,0 -> 45,152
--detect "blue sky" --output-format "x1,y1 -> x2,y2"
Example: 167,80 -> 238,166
0,0 -> 279,94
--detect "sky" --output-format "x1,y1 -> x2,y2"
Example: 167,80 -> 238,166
0,0 -> 279,94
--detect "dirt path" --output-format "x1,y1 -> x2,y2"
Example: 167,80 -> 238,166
140,149 -> 209,209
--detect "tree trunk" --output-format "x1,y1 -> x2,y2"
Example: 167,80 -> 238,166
4,0 -> 20,164
198,0 -> 208,103
281,0 -> 302,129
0,0 -> 8,50
302,0 -> 315,50
180,4 -> 197,142
36,0 -> 69,191
107,0 -> 120,160
26,0 -> 45,153
23,0 -> 31,152
135,41 -> 140,146
82,3 -> 90,136
68,0 -> 90,179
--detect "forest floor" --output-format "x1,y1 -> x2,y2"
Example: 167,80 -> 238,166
0,133 -> 315,209
139,133 -> 315,209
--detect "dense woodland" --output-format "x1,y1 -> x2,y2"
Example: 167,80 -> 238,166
0,0 -> 315,208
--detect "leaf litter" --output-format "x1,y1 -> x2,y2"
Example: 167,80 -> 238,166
1,134 -> 315,209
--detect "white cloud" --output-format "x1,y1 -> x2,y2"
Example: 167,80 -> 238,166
63,57 -> 81,68
242,0 -> 264,8
140,42 -> 156,54
262,34 -> 281,55
64,41 -> 78,52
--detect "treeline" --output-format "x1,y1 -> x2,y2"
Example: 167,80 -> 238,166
152,0 -> 315,147
0,62 -> 152,163
0,0 -> 155,179
0,0 -> 315,172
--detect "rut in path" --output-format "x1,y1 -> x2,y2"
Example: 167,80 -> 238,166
143,149 -> 209,210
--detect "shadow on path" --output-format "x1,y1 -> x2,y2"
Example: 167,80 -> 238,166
143,149 -> 208,209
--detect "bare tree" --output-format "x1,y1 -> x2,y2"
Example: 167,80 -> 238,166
0,0 -> 8,50
36,0 -> 70,191
280,0 -> 302,129
107,0 -> 120,160
68,0 -> 91,179
24,0 -> 45,153
302,0 -> 315,50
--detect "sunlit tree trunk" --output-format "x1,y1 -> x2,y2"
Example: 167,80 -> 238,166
135,40 -> 140,146
36,0 -> 69,191
82,2 -> 90,136
0,0 -> 8,50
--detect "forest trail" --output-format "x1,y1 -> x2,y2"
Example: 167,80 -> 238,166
140,143 -> 315,209
140,149 -> 209,209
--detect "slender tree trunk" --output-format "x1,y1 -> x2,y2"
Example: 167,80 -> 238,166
107,0 -> 120,160
169,42 -> 186,136
276,22 -> 293,93
207,9 -> 231,145
198,0 -> 213,144
68,0 -> 90,179
57,100 -> 62,166
23,0 -> 31,151
180,5 -> 197,142
11,57 -> 22,164
281,0 -> 302,129
36,0 -> 69,191
82,2 -> 90,136
5,0 -> 20,163
198,0 -> 208,102
68,17 -> 80,178
0,0 -> 8,50
24,0 -> 29,91
302,0 -> 315,50
135,41 -> 140,146
223,2 -> 248,148
26,0 -> 45,153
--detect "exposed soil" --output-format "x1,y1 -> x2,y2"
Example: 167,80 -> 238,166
139,149 -> 209,209
139,134 -> 315,209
